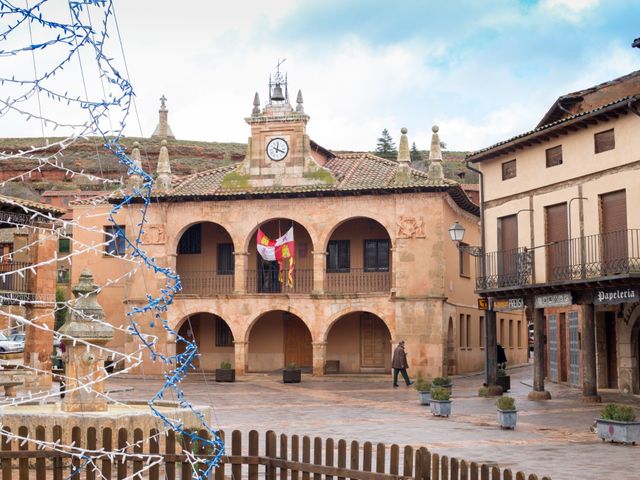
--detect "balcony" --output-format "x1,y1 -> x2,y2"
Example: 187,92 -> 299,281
325,269 -> 391,294
246,268 -> 313,294
178,270 -> 234,296
0,261 -> 31,293
476,229 -> 640,292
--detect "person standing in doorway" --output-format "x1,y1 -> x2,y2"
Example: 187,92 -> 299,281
392,340 -> 413,387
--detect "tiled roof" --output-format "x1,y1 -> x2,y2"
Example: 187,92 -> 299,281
467,94 -> 639,162
118,152 -> 478,215
0,193 -> 65,216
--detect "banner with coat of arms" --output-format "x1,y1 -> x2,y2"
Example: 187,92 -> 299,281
257,227 -> 295,287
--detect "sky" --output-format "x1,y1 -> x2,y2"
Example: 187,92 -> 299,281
1,0 -> 639,152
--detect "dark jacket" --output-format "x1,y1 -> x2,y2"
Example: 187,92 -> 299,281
392,344 -> 409,369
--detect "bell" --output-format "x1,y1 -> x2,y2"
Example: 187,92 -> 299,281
271,84 -> 285,101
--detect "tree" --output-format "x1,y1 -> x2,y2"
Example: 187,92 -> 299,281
375,129 -> 396,159
410,142 -> 421,163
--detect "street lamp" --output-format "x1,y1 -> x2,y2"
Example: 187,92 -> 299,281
448,221 -> 465,242
449,222 -> 483,257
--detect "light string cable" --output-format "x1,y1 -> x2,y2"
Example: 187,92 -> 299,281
0,1 -> 222,477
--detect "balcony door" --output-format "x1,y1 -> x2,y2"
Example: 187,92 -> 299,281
600,190 -> 627,275
545,203 -> 568,282
497,215 -> 517,285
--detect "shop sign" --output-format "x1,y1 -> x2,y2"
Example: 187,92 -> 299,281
534,292 -> 572,309
593,287 -> 640,305
493,297 -> 524,312
477,298 -> 489,310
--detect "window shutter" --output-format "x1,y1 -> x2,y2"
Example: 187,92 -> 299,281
595,129 -> 615,153
600,190 -> 627,233
545,145 -> 563,167
502,159 -> 517,180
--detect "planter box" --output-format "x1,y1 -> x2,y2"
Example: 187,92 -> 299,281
215,369 -> 235,382
496,375 -> 511,392
430,400 -> 452,417
596,418 -> 640,445
417,391 -> 431,405
497,409 -> 517,429
433,383 -> 453,396
283,369 -> 301,383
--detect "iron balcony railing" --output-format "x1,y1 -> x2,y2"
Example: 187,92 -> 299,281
246,268 -> 313,294
0,261 -> 31,293
177,270 -> 234,295
476,229 -> 640,291
325,268 -> 391,294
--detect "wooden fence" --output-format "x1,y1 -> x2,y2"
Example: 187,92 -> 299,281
0,427 -> 551,480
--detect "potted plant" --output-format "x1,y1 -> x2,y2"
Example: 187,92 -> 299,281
496,396 -> 517,429
215,361 -> 235,382
496,369 -> 511,392
414,377 -> 432,405
430,387 -> 452,417
596,404 -> 640,445
283,362 -> 301,383
432,376 -> 452,395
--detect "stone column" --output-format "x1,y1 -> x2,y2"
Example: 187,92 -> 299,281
485,309 -> 499,394
312,251 -> 326,294
581,303 -> 601,402
312,342 -> 327,376
234,252 -> 249,294
528,307 -> 552,400
233,341 -> 247,376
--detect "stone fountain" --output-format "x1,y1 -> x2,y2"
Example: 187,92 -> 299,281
0,269 -> 211,445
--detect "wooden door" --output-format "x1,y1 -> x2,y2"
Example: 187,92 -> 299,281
284,314 -> 312,368
605,312 -> 618,388
497,215 -> 518,285
569,311 -> 580,387
545,203 -> 568,282
360,314 -> 387,368
600,190 -> 628,275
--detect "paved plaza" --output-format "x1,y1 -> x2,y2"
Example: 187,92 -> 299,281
105,364 -> 639,480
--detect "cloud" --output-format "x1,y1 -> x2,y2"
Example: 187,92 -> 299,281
538,0 -> 600,22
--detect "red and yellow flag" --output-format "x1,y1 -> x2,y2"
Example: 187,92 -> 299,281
256,227 -> 295,287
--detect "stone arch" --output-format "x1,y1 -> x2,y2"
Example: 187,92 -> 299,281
168,219 -> 236,257
323,310 -> 392,373
174,312 -> 235,372
319,215 -> 394,253
321,307 -> 394,342
245,309 -> 313,372
242,217 -> 316,254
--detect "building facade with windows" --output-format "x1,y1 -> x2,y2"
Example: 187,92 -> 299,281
468,70 -> 640,398
71,75 -> 527,377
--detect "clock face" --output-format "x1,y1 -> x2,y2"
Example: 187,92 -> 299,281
266,137 -> 289,161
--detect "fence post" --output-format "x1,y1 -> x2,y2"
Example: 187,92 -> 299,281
389,444 -> 399,476
515,473 -> 525,480
35,426 -> 46,480
133,428 -> 143,480
280,433 -> 289,480
232,430 -> 242,480
441,456 -> 449,480
18,425 -> 29,480
302,436 -> 311,480
375,443 -> 385,474
362,442 -> 372,472
265,431 -> 277,480
86,428 -> 97,480
480,464 -> 489,480
451,457 -> 459,480
215,430 -> 226,480
470,462 -> 478,480
118,428 -> 128,480
180,430 -> 192,480
326,437 -> 335,480
149,429 -> 160,480
491,466 -> 500,480
165,430 -> 176,480
337,439 -> 347,480
313,437 -> 323,480
460,460 -> 469,480
527,475 -> 539,480
431,453 -> 439,480
503,469 -> 512,480
413,447 -> 423,480
420,447 -> 430,480
350,441 -> 360,480
403,446 -> 413,478
249,430 -> 259,480
291,434 -> 300,480
101,428 -> 112,480
1,427 -> 12,480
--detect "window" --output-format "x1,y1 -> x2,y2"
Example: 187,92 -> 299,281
502,159 -> 516,180
500,318 -> 505,344
327,240 -> 350,272
58,238 -> 70,254
545,145 -> 563,167
57,267 -> 70,284
509,319 -> 513,348
178,224 -> 202,254
459,314 -> 465,347
517,320 -> 522,348
466,315 -> 471,349
217,243 -> 234,275
459,243 -> 470,277
104,225 -> 126,256
364,239 -> 389,272
215,317 -> 234,347
594,129 -> 615,153
479,316 -> 484,347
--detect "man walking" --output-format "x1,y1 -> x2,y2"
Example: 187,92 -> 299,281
392,340 -> 413,387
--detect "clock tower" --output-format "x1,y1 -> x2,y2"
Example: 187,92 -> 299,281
241,64 -> 334,187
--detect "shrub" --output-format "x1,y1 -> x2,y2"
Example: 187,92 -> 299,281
497,369 -> 508,377
432,377 -> 450,387
600,404 -> 636,422
431,386 -> 450,401
414,377 -> 432,392
496,396 -> 516,411
219,361 -> 232,370
478,386 -> 489,397
286,362 -> 299,370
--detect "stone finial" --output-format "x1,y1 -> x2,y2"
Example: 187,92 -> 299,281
397,127 -> 410,165
427,125 -> 444,181
156,139 -> 172,190
252,92 -> 261,115
296,89 -> 304,113
151,95 -> 176,139
128,141 -> 143,189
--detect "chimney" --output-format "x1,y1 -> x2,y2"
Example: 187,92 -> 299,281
151,95 -> 176,139
427,125 -> 444,181
156,140 -> 172,190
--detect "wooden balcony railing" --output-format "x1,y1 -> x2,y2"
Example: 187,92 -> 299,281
0,261 -> 31,293
325,269 -> 391,293
246,268 -> 313,294
177,270 -> 234,295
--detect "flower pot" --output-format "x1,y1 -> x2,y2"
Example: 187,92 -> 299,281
496,375 -> 511,392
432,383 -> 453,396
596,418 -> 640,445
215,368 -> 235,382
497,409 -> 517,429
283,369 -> 301,383
417,391 -> 431,405
430,400 -> 452,417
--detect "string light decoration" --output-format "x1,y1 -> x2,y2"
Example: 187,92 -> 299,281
0,1 -> 223,478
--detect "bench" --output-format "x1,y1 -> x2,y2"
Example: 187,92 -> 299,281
0,381 -> 21,397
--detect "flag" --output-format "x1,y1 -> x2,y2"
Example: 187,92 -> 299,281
257,227 -> 295,287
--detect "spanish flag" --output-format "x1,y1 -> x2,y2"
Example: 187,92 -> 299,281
256,227 -> 295,287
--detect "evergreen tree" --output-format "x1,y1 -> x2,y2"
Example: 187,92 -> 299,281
375,129 -> 396,159
410,142 -> 421,163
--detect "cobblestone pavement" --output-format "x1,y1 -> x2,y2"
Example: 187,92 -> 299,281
107,364 -> 640,480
